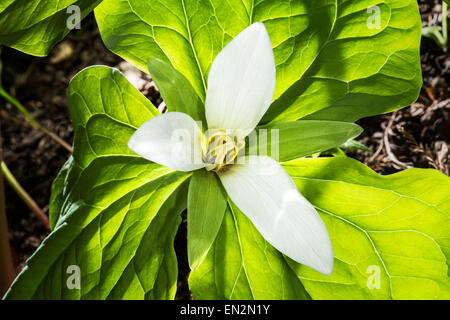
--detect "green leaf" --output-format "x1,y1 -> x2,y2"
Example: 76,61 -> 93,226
95,0 -> 422,122
49,156 -> 75,230
0,0 -> 103,56
249,120 -> 362,162
147,58 -> 206,124
107,184 -> 187,300
282,157 -> 450,299
187,170 -> 227,271
421,26 -> 447,51
422,26 -> 443,38
189,201 -> 311,300
339,139 -> 371,153
4,66 -> 190,299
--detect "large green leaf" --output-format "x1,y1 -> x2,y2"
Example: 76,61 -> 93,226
0,0 -> 103,56
147,59 -> 206,124
282,157 -> 450,299
49,155 -> 74,230
189,201 -> 311,300
190,157 -> 450,300
95,0 -> 422,122
250,120 -> 362,162
187,170 -> 227,271
4,66 -> 191,299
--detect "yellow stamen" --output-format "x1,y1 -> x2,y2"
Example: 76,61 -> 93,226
203,130 -> 245,172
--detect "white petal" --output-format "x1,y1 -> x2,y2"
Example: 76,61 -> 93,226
128,112 -> 205,172
205,22 -> 276,139
218,156 -> 333,275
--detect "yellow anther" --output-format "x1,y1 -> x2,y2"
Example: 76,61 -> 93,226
203,131 -> 245,171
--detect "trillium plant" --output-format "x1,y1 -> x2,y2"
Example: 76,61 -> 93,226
2,0 -> 450,300
128,23 -> 333,275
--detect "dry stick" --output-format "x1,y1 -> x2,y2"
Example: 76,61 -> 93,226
37,124 -> 72,153
383,113 -> 413,170
0,148 -> 16,298
0,87 -> 72,153
368,119 -> 387,164
368,137 -> 384,164
1,161 -> 50,230
399,127 -> 439,170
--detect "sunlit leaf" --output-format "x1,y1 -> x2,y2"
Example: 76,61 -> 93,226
189,202 -> 311,300
147,58 -> 206,124
4,66 -> 190,299
250,120 -> 362,162
187,170 -> 227,271
283,157 -> 450,299
96,0 -> 422,123
0,0 -> 103,56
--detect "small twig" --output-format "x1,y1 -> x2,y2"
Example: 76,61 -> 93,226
399,127 -> 439,170
368,116 -> 390,164
383,113 -> 413,169
38,125 -> 72,153
0,161 -> 49,230
435,98 -> 450,109
368,136 -> 384,163
0,87 -> 72,153
435,141 -> 449,176
425,87 -> 436,102
0,144 -> 16,297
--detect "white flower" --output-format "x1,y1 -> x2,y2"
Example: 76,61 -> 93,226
128,23 -> 333,275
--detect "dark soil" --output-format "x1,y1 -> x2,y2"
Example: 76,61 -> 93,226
0,0 -> 448,299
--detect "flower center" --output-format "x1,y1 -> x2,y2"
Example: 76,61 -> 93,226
203,130 -> 245,172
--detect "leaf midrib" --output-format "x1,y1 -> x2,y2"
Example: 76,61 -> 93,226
49,169 -> 188,299
180,0 -> 208,95
288,175 -> 449,217
316,205 -> 394,299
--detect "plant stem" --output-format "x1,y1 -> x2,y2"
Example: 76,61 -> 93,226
0,87 -> 72,153
443,2 -> 448,50
0,148 -> 15,298
1,161 -> 50,229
